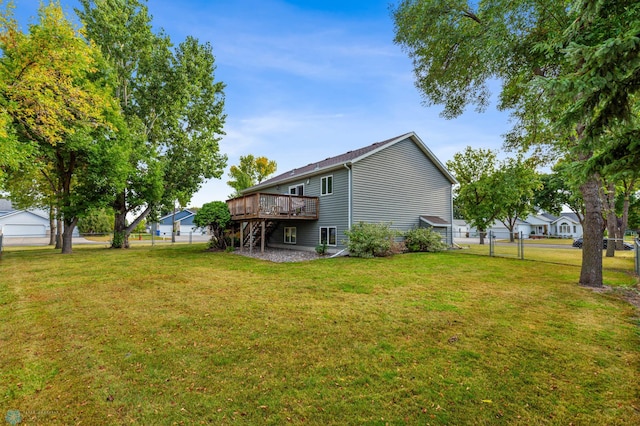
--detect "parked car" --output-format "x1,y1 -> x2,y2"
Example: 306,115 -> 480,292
572,237 -> 634,250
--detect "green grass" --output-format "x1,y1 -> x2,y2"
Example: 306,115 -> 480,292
1,244 -> 639,425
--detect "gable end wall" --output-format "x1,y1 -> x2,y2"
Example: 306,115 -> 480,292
351,138 -> 452,239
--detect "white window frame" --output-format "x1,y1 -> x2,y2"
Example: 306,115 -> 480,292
321,175 -> 333,196
319,226 -> 337,246
289,184 -> 304,196
284,227 -> 297,244
559,222 -> 570,234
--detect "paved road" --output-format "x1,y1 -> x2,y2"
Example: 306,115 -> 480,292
454,237 -> 577,249
1,234 -> 210,247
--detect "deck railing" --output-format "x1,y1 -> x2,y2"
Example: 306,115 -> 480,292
227,193 -> 319,220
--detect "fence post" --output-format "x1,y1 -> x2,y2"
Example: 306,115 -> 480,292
632,235 -> 640,275
189,231 -> 192,244
0,233 -> 3,255
519,231 -> 524,260
489,230 -> 494,257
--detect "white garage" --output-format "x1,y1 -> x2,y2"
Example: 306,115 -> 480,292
0,210 -> 50,237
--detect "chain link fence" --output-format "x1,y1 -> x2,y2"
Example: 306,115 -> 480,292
0,231 -> 210,251
488,230 -> 525,260
635,238 -> 639,276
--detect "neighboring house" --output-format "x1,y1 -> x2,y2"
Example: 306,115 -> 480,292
523,213 -> 554,237
468,212 -> 583,239
551,213 -> 583,238
0,199 -> 52,237
453,219 -> 470,238
150,209 -> 205,236
226,132 -> 457,253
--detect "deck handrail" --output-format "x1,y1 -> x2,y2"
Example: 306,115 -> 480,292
227,193 -> 319,220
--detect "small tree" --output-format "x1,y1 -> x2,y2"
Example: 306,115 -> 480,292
404,227 -> 447,252
227,155 -> 277,197
193,201 -> 231,250
446,147 -> 500,244
344,222 -> 398,258
77,208 -> 115,235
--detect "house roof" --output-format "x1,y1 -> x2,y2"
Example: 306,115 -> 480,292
539,212 -> 558,221
553,212 -> 581,224
157,209 -> 196,224
242,132 -> 457,194
524,214 -> 555,225
420,215 -> 451,227
0,209 -> 50,223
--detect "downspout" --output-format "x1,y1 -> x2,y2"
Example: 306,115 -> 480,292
330,163 -> 352,258
449,183 -> 455,247
344,163 -> 352,230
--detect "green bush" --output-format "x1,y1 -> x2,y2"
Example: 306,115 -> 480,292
193,201 -> 231,250
77,208 -> 114,234
315,243 -> 328,255
344,222 -> 398,258
404,227 -> 447,252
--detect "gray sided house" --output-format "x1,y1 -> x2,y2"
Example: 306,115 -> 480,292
226,132 -> 457,253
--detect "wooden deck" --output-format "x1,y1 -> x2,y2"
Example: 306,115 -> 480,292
227,193 -> 319,221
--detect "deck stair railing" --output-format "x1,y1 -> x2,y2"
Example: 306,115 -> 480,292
241,220 -> 278,249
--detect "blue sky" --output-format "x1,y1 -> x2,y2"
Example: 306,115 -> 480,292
13,0 -> 511,207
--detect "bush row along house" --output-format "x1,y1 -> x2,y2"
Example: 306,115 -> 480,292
226,132 -> 457,253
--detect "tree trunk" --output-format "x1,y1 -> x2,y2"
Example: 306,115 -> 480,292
617,193 -> 630,250
61,218 -> 78,254
112,191 -> 129,248
55,218 -> 63,249
616,179 -> 634,250
604,182 -> 616,258
125,205 -> 152,237
579,173 -> 604,287
49,207 -> 56,246
479,229 -> 486,245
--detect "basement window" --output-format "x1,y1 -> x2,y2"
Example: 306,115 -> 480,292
284,227 -> 297,244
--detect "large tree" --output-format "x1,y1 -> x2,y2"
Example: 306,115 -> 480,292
78,0 -> 227,249
0,1 -> 126,253
534,162 -> 585,222
392,0 -> 626,287
540,0 -> 640,277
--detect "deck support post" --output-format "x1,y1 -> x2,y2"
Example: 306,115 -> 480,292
240,221 -> 244,252
261,220 -> 266,253
249,220 -> 253,255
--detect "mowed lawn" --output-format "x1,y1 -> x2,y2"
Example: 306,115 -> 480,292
1,244 -> 639,425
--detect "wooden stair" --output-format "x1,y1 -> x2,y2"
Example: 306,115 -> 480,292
241,220 -> 278,249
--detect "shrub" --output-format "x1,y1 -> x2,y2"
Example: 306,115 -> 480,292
193,201 -> 231,250
77,208 -> 114,235
344,222 -> 399,258
404,227 -> 447,252
315,243 -> 328,255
